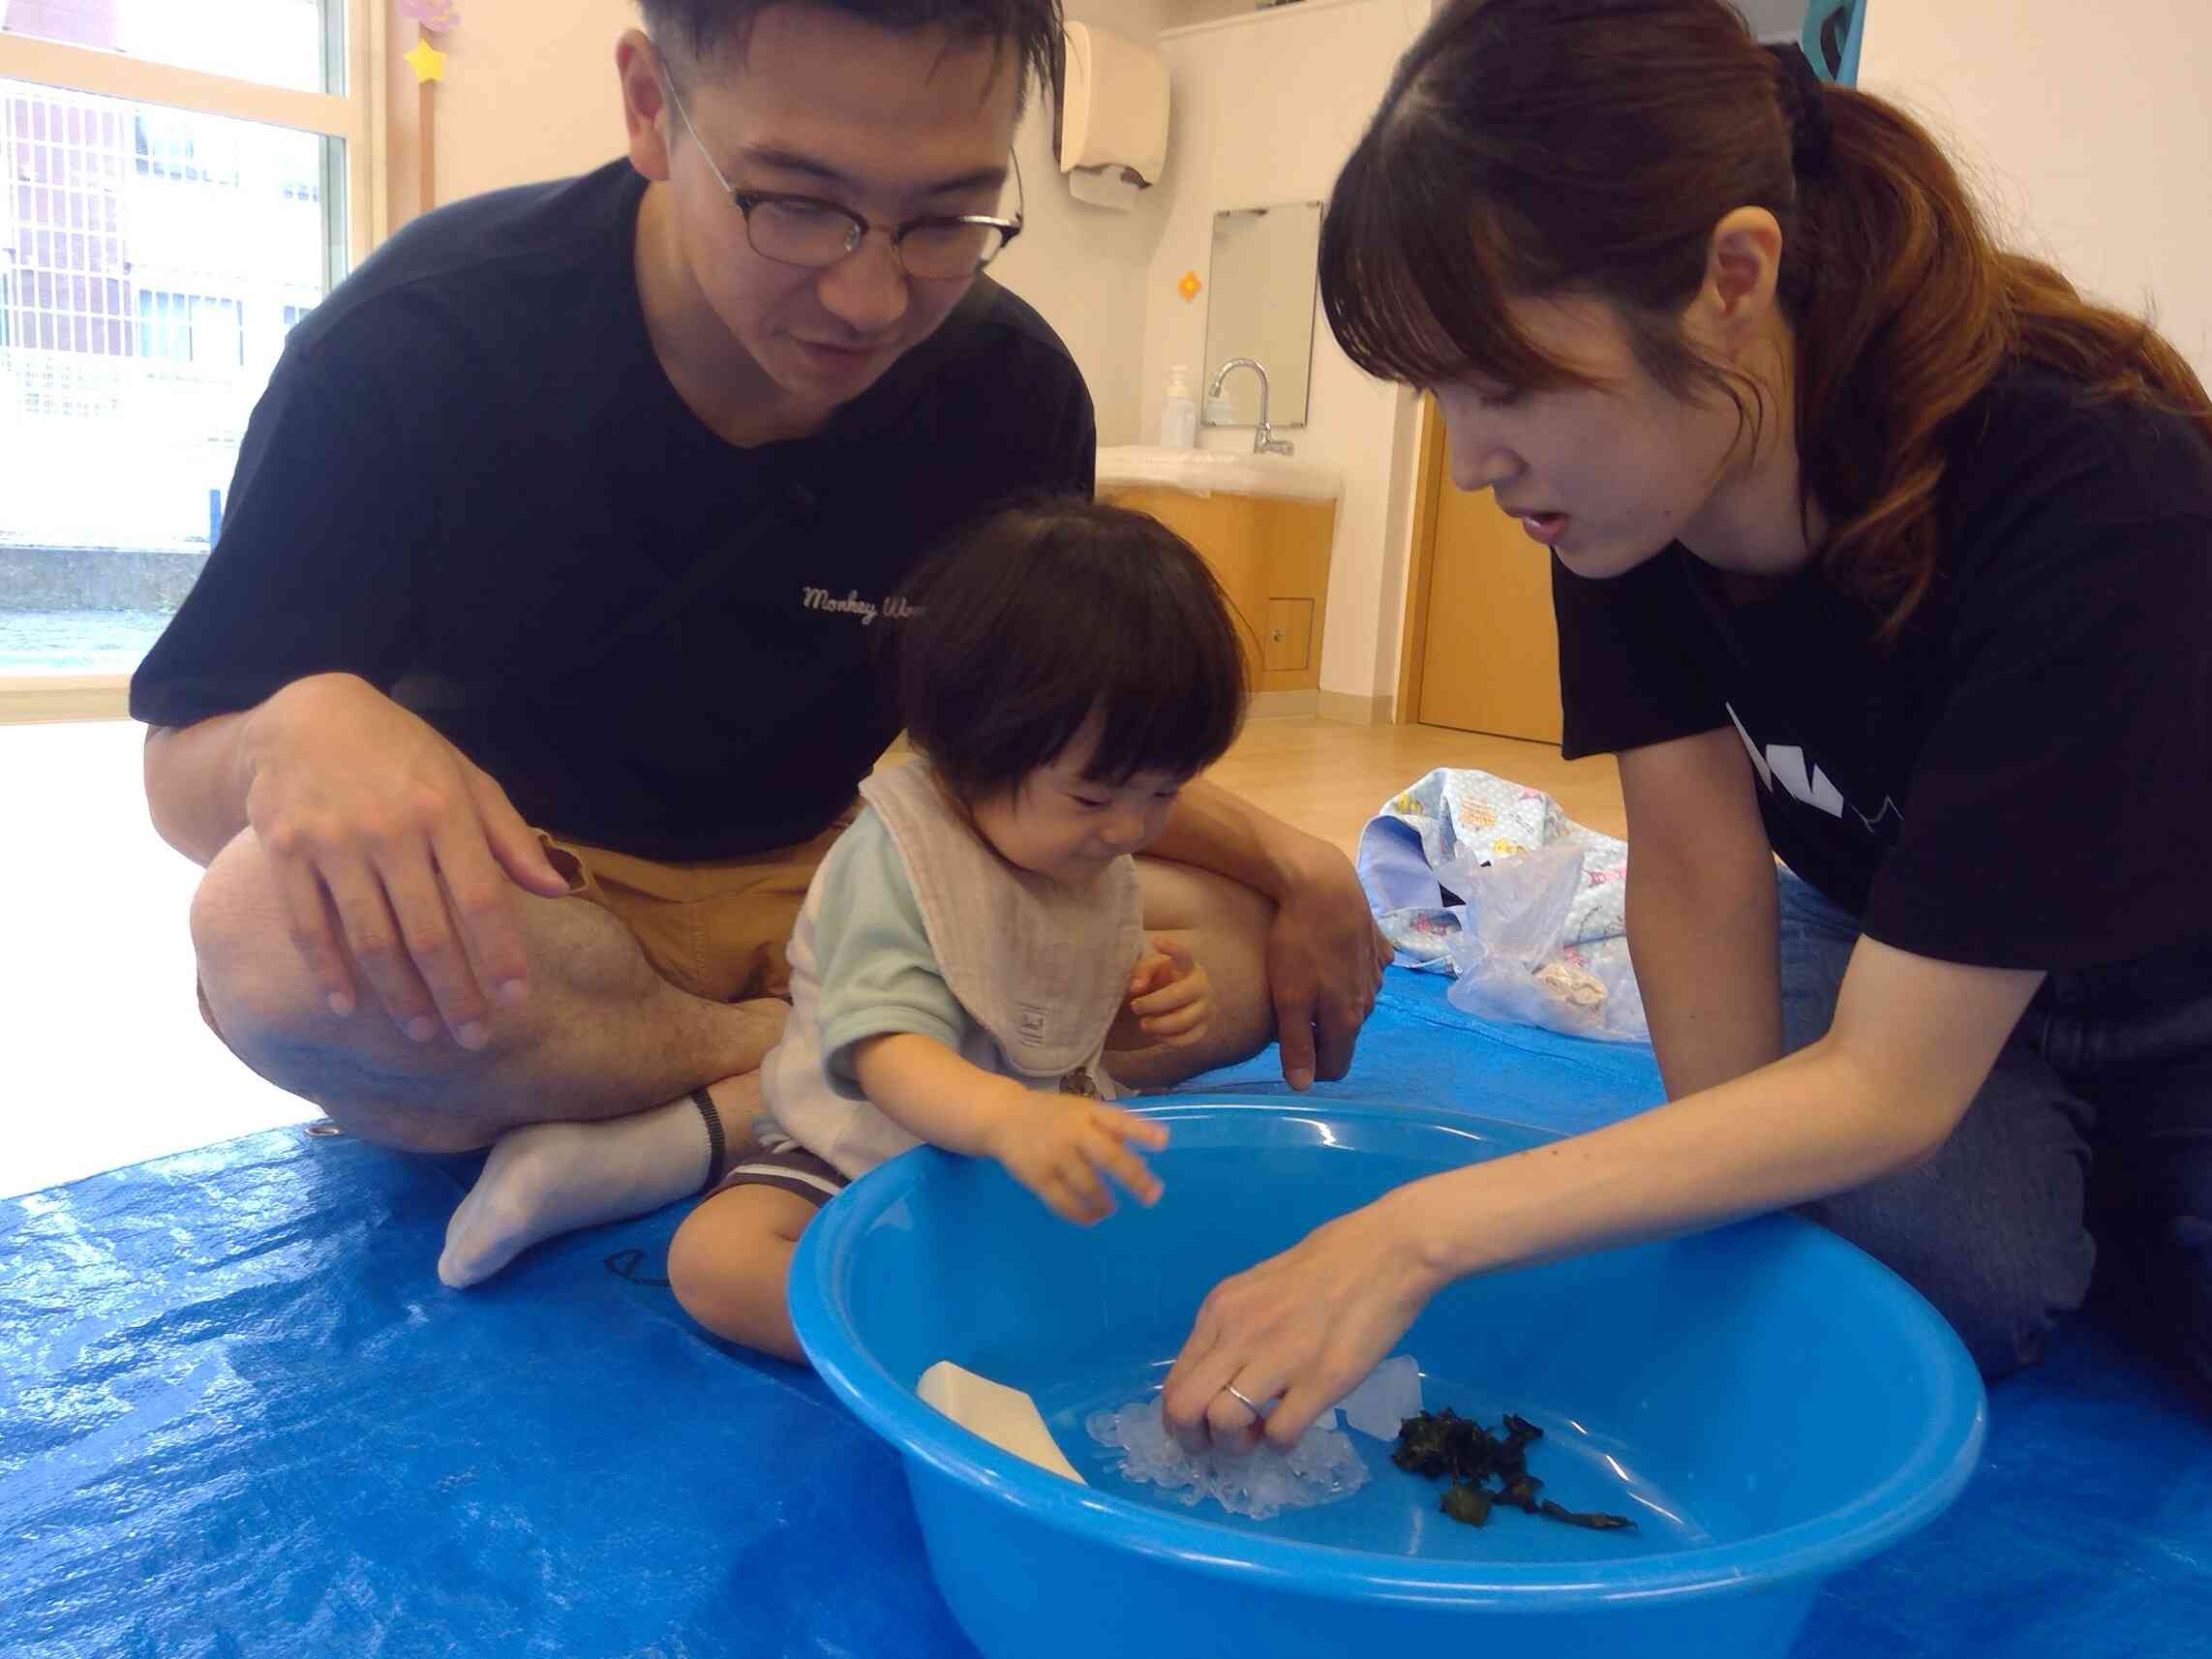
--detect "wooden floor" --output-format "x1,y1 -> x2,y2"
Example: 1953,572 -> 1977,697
1,720 -> 315,1200
1203,715 -> 1625,858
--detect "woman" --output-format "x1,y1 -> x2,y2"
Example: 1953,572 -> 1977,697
1165,0 -> 2211,1453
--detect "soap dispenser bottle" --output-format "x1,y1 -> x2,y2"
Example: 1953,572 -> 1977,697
1158,364 -> 1199,450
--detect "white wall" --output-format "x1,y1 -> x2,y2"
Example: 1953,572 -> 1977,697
1736,0 -> 1808,43
1144,0 -> 1430,702
1859,0 -> 2212,381
989,0 -> 1180,445
386,0 -> 636,219
1178,0 -> 1273,23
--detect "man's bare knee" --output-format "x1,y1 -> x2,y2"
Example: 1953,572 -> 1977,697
187,835 -> 484,1148
190,830 -> 324,1049
1136,855 -> 1273,937
187,830 -> 759,1152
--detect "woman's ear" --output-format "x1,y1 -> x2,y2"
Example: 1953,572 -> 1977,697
1683,206 -> 1785,356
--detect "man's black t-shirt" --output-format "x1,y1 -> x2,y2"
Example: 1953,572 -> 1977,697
1554,367 -> 2212,972
130,161 -> 1096,860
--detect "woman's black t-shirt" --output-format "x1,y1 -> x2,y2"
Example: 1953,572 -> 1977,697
1554,367 -> 2212,971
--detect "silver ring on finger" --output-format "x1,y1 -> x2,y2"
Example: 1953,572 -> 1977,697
1222,1382 -> 1270,1418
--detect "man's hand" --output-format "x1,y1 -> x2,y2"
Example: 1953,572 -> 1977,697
985,1090 -> 1168,1225
239,673 -> 571,1048
1267,837 -> 1390,1090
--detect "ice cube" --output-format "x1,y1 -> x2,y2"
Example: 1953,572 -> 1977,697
1086,1395 -> 1369,1522
1333,1354 -> 1423,1441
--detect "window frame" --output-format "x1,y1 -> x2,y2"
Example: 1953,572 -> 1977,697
0,4 -> 382,723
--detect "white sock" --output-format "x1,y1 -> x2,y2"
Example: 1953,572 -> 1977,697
437,1083 -> 742,1288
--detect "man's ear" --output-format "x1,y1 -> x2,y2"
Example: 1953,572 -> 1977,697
617,29 -> 674,183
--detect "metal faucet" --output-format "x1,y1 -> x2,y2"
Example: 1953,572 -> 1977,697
1209,357 -> 1295,455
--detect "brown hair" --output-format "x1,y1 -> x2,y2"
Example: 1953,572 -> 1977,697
897,498 -> 1248,803
1319,0 -> 2212,632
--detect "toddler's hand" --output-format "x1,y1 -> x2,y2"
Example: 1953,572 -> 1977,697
1127,935 -> 1213,1048
986,1093 -> 1167,1225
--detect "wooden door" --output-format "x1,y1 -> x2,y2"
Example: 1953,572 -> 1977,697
1411,404 -> 1564,743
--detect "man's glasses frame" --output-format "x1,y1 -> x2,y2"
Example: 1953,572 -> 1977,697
662,72 -> 1024,281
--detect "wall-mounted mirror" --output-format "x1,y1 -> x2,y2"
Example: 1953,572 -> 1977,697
1201,200 -> 1321,429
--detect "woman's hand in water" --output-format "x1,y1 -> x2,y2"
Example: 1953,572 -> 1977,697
1125,935 -> 1213,1047
1160,1190 -> 1442,1454
985,1091 -> 1169,1225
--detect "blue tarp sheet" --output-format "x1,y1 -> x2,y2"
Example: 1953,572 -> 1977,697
5,972 -> 2205,1657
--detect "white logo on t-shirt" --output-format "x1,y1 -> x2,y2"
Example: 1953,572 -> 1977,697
799,588 -> 920,626
1727,704 -> 1901,834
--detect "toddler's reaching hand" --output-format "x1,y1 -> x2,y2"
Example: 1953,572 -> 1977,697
986,1093 -> 1168,1225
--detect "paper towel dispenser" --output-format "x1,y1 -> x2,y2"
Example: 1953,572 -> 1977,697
1057,20 -> 1169,210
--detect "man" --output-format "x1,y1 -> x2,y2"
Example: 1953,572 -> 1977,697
136,0 -> 1387,1288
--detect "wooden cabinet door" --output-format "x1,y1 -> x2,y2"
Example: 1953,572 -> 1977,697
1416,467 -> 1564,744
1098,484 -> 1335,696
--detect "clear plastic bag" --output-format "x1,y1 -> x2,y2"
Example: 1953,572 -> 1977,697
1442,841 -> 1649,1042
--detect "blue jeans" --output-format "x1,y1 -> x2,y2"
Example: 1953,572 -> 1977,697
1776,870 -> 2212,1389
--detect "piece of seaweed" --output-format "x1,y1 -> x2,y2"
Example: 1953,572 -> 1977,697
1439,1481 -> 1493,1526
1394,1409 -> 1636,1533
1540,1498 -> 1638,1531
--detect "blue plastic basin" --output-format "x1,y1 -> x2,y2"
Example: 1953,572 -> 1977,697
790,1101 -> 1986,1658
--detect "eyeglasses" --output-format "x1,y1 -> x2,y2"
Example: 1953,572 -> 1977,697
663,75 -> 1024,282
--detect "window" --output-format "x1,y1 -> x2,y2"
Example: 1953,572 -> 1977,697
5,1 -> 336,97
0,2 -> 375,696
3,93 -> 134,372
136,291 -> 245,367
134,110 -> 242,186
136,290 -> 193,362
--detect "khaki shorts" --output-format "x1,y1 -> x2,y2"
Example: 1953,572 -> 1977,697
535,804 -> 857,1004
196,804 -> 856,1050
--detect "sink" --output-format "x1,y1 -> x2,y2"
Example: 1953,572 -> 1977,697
1095,445 -> 1343,503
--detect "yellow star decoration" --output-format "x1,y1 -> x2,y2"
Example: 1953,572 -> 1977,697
404,35 -> 447,83
1177,270 -> 1202,302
